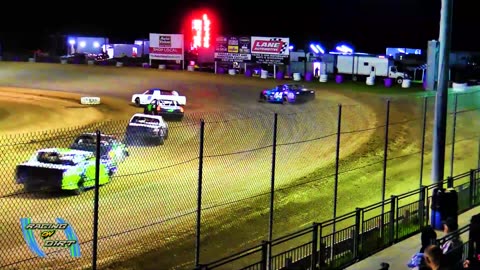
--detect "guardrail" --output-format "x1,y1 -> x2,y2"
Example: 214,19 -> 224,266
198,168 -> 480,270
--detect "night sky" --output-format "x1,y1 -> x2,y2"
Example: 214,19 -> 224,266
0,0 -> 476,54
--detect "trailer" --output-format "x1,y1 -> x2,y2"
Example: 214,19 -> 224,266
109,44 -> 142,58
336,54 -> 408,84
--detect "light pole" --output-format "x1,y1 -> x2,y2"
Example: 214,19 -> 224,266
432,0 -> 454,185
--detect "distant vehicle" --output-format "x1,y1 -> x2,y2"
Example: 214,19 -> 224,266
15,148 -> 111,195
336,55 -> 408,84
131,88 -> 186,107
70,133 -> 129,173
143,99 -> 184,120
125,113 -> 169,145
259,84 -> 315,104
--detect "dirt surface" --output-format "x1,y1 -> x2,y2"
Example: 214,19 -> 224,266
0,62 -> 478,270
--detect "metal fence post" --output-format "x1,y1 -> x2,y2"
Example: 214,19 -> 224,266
381,100 -> 391,231
469,169 -> 476,207
353,208 -> 362,259
261,241 -> 268,270
450,94 -> 458,177
477,136 -> 480,170
311,223 -> 319,270
419,186 -> 427,227
92,130 -> 101,270
318,223 -> 324,270
267,113 -> 278,270
419,97 -> 428,187
195,119 -> 205,268
389,195 -> 396,245
333,104 -> 342,237
447,176 -> 454,189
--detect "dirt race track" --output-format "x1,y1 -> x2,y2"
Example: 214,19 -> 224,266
0,62 -> 478,270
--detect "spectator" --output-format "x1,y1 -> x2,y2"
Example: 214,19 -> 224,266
408,226 -> 438,269
441,217 -> 463,269
424,245 -> 450,270
378,262 -> 389,270
463,256 -> 480,269
463,214 -> 480,269
421,225 -> 438,253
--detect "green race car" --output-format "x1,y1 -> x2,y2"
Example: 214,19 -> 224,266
16,148 -> 111,195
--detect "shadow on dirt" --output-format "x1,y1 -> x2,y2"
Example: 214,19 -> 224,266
2,189 -> 86,200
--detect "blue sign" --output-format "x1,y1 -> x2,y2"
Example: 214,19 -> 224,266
20,217 -> 81,258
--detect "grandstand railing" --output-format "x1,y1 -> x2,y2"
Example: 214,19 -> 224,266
197,168 -> 480,270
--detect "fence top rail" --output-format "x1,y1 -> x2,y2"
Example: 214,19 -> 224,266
272,225 -> 314,245
320,210 -> 358,227
436,225 -> 470,245
363,199 -> 392,212
426,179 -> 449,190
452,171 -> 471,181
397,188 -> 423,200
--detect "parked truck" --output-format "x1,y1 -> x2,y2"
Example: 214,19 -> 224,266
336,55 -> 408,84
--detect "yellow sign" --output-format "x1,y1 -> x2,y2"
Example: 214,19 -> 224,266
228,46 -> 238,53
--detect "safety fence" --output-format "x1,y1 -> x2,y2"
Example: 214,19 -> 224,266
0,91 -> 479,270
200,169 -> 480,270
436,213 -> 479,270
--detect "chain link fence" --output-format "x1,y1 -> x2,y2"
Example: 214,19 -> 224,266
0,91 -> 479,269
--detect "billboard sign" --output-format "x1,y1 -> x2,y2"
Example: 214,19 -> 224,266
149,33 -> 184,61
214,36 -> 251,62
251,36 -> 290,64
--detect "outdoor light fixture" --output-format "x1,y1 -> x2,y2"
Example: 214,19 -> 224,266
315,44 -> 325,54
309,43 -> 325,54
93,42 -> 100,48
335,44 -> 353,54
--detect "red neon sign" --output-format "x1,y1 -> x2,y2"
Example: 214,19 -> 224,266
191,14 -> 211,49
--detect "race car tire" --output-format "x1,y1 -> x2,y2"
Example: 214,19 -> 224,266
135,97 -> 140,106
164,129 -> 169,140
73,181 -> 85,195
282,96 -> 288,105
258,93 -> 267,102
157,137 -> 165,145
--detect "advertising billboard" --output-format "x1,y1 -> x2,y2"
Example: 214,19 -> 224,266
149,34 -> 184,61
250,36 -> 290,64
214,36 -> 251,62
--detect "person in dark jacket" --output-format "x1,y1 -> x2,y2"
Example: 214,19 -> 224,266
421,225 -> 438,253
441,217 -> 463,269
463,214 -> 480,269
463,255 -> 480,269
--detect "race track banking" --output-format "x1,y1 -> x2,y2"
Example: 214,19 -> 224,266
0,62 -> 478,270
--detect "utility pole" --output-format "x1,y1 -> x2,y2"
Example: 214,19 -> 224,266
432,0 -> 453,185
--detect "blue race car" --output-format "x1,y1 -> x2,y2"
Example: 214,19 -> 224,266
259,84 -> 315,104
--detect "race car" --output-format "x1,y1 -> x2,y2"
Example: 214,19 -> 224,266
70,133 -> 129,171
143,99 -> 184,120
15,148 -> 111,195
259,84 -> 315,104
125,113 -> 169,145
131,88 -> 187,107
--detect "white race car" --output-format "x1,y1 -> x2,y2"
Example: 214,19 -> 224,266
131,88 -> 186,107
125,113 -> 169,145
